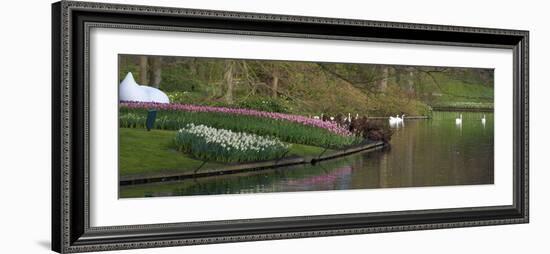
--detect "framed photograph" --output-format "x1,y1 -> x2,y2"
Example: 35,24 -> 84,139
52,1 -> 529,253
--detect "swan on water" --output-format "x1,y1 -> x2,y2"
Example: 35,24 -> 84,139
389,114 -> 405,127
455,114 -> 463,125
389,115 -> 400,125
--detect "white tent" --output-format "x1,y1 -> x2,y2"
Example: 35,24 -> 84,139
119,72 -> 170,103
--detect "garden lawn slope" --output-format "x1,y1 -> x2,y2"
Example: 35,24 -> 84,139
119,128 -> 330,178
427,72 -> 494,110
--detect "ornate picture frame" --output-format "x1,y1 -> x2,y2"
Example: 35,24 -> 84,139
52,1 -> 529,253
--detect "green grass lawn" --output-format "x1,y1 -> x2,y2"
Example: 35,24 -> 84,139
288,143 -> 327,157
119,128 -> 330,178
119,128 -> 221,178
427,72 -> 494,109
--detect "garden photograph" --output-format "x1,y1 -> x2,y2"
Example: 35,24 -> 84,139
118,54 -> 494,198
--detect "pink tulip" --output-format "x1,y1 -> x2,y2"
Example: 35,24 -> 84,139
120,101 -> 352,136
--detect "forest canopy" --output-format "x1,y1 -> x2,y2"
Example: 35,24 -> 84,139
119,55 -> 494,116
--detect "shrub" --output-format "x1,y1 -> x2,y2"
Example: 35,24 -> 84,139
349,117 -> 393,143
175,124 -> 289,163
167,91 -> 192,104
236,98 -> 290,113
119,113 -> 143,128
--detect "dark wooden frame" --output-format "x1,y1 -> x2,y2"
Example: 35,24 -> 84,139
52,1 -> 529,253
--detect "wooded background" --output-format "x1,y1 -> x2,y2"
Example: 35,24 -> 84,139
119,55 -> 494,116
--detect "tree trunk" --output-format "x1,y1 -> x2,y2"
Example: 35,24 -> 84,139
271,68 -> 279,98
150,57 -> 163,88
407,67 -> 415,93
395,68 -> 401,87
224,60 -> 235,104
379,66 -> 388,92
138,56 -> 148,84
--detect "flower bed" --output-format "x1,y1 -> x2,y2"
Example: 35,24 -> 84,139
120,101 -> 352,136
120,109 -> 359,149
175,124 -> 289,163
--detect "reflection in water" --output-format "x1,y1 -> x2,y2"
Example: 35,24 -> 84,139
120,111 -> 494,198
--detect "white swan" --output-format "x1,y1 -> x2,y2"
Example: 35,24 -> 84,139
481,114 -> 486,125
399,114 -> 405,123
389,115 -> 400,124
389,114 -> 405,127
455,114 -> 463,125
399,114 -> 406,126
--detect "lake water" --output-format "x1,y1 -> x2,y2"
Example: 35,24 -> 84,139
120,111 -> 494,198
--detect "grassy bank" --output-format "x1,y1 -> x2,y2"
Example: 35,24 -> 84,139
431,102 -> 493,111
119,128 -> 329,178
425,72 -> 493,110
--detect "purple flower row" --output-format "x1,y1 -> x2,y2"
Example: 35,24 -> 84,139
120,101 -> 352,136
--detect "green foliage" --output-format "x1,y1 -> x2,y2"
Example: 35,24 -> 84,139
166,92 -> 291,113
236,98 -> 290,113
119,55 -> 493,116
161,64 -> 206,92
118,62 -> 140,83
167,91 -> 202,104
119,113 -> 143,128
367,86 -> 433,116
166,91 -> 230,107
119,108 -> 360,149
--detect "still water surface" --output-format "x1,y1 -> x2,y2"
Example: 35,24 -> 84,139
120,111 -> 494,198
